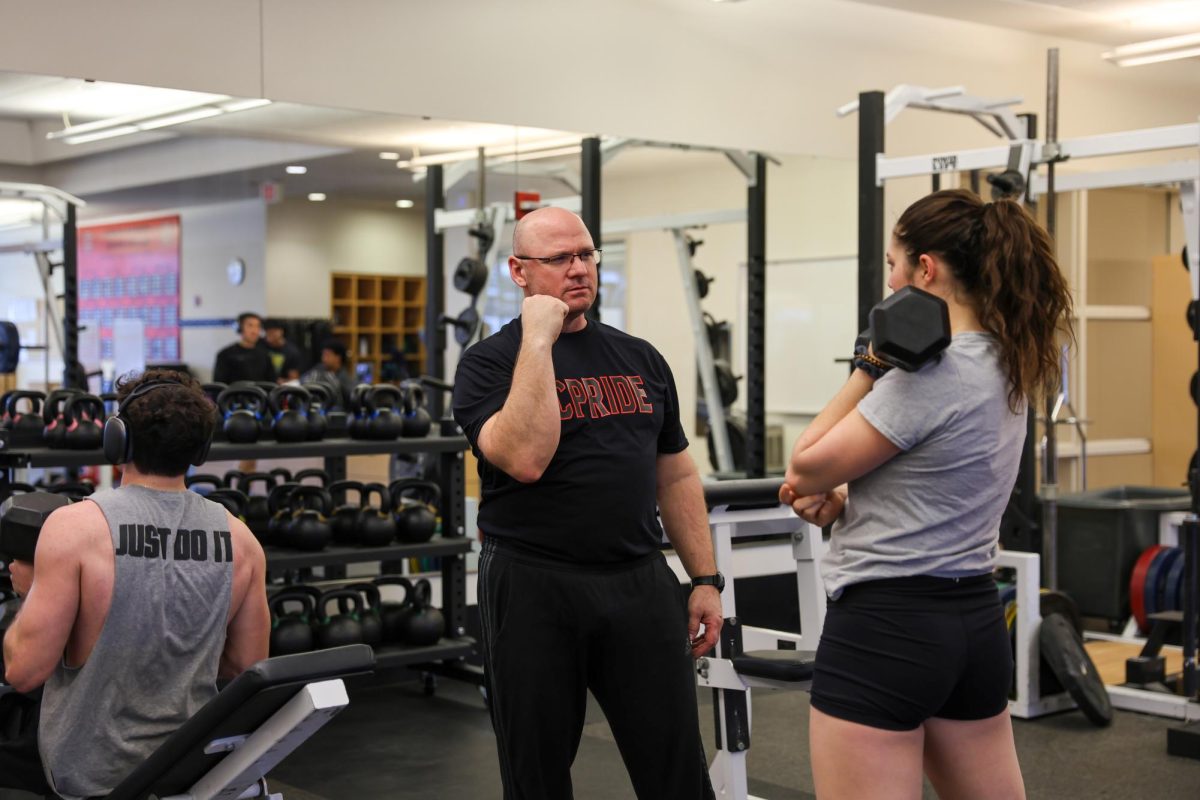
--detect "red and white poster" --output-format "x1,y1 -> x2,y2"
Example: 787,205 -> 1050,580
78,216 -> 181,365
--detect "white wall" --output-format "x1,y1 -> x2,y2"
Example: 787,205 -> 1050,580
1,0 -> 1197,159
264,198 -> 425,317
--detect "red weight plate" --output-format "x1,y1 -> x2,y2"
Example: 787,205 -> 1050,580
1130,545 -> 1165,634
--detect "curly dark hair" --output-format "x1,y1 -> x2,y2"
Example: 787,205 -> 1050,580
115,368 -> 216,476
894,189 -> 1075,411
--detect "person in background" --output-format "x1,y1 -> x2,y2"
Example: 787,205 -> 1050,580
212,313 -> 275,385
301,340 -> 357,408
262,320 -> 306,383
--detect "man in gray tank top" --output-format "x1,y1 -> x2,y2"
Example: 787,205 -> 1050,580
1,369 -> 269,799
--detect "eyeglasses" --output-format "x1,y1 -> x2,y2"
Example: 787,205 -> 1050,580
513,249 -> 602,268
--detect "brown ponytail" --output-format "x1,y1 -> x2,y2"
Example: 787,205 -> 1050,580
894,189 -> 1074,411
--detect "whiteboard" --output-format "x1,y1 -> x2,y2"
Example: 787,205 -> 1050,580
738,256 -> 858,416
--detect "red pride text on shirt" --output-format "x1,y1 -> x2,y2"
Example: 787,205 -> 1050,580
556,375 -> 654,421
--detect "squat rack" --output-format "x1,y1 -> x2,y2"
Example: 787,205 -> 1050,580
0,182 -> 84,389
423,138 -> 774,477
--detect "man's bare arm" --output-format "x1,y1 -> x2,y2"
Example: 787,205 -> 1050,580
3,509 -> 82,692
219,517 -> 269,680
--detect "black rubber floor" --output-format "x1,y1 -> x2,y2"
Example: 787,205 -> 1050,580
270,675 -> 1200,799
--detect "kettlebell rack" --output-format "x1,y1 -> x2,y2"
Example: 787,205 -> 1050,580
0,428 -> 479,678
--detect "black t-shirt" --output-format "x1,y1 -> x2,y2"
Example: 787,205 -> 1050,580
212,343 -> 276,385
266,341 -> 306,379
452,318 -> 689,564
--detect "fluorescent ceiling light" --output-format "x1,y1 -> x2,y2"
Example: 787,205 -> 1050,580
137,107 -> 223,131
308,193 -> 326,202
47,96 -> 272,144
286,165 -> 308,175
396,136 -> 585,169
379,152 -> 401,160
63,125 -> 141,145
1103,31 -> 1200,66
395,199 -> 415,209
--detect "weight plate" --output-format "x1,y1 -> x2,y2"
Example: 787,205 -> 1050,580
1151,547 -> 1182,618
1040,589 -> 1083,637
1193,372 -> 1198,405
1130,545 -> 1165,633
1039,612 -> 1113,727
1143,546 -> 1175,624
0,321 -> 19,374
1164,547 -> 1187,612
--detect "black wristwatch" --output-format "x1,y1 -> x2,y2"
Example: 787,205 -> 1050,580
691,572 -> 725,592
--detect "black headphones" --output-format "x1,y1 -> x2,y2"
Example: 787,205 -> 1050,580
102,381 -> 213,467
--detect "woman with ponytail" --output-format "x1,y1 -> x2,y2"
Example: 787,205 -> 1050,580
780,188 -> 1073,799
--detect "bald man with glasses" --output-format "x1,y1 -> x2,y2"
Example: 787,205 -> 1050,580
453,207 -> 721,800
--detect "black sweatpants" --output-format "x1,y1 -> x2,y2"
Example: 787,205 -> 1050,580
0,690 -> 50,795
478,538 -> 714,800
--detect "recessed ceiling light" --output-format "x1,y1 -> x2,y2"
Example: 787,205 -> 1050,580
379,152 -> 401,160
286,165 -> 307,175
395,199 -> 415,209
307,192 -> 326,202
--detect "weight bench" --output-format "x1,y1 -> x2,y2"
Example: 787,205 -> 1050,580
100,643 -> 375,800
696,479 -> 824,800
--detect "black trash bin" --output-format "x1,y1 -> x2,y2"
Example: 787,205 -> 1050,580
1056,486 -> 1189,623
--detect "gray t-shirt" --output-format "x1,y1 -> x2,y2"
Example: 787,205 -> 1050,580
821,332 -> 1025,598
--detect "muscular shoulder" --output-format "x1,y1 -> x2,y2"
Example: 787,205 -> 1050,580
37,500 -> 109,560
228,515 -> 264,566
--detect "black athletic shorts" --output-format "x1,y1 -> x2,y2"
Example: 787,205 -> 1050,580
809,573 -> 1011,732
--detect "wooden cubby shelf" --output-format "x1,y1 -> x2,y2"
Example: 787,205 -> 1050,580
331,272 -> 426,381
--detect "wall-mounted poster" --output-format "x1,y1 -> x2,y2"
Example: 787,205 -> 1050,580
78,216 -> 181,367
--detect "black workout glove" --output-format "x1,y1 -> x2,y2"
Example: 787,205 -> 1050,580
852,330 -> 891,380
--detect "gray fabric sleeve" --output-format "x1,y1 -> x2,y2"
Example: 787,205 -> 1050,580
856,364 -> 959,451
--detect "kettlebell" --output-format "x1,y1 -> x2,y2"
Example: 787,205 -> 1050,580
270,590 -> 317,656
316,589 -> 365,649
357,483 -> 396,547
217,386 -> 266,444
269,385 -> 311,444
42,388 -> 81,449
237,472 -> 275,539
287,486 -> 333,552
5,391 -> 46,446
389,479 -> 441,543
328,480 -> 364,544
400,578 -> 445,646
269,467 -> 293,485
341,583 -> 384,647
373,576 -> 414,644
400,380 -> 433,438
348,383 -> 374,440
302,382 -> 332,441
206,488 -> 249,520
222,469 -> 244,487
266,482 -> 301,546
64,394 -> 105,450
45,481 -> 94,500
201,383 -> 227,439
365,385 -> 404,440
185,473 -> 225,495
293,468 -> 330,488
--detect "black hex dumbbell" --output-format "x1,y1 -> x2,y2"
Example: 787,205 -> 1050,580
0,492 -> 71,563
863,286 -> 952,372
